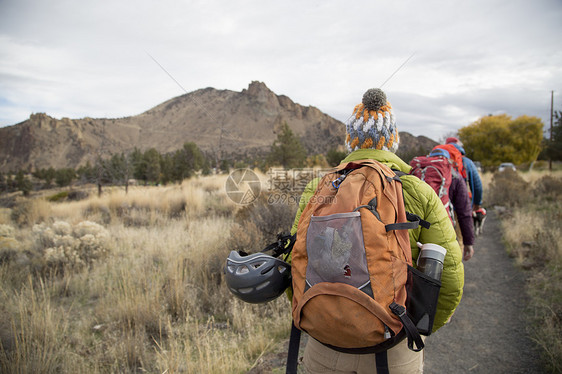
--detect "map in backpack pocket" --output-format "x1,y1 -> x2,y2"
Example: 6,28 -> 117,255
306,212 -> 371,294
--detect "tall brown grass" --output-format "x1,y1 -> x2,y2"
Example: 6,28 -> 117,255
0,171 -> 295,373
486,169 -> 562,373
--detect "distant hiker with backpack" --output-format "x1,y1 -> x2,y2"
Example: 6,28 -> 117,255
410,147 -> 475,261
444,137 -> 483,211
287,88 -> 464,374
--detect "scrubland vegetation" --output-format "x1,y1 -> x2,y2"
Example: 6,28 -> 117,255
484,164 -> 562,373
0,173 -> 298,373
0,163 -> 560,373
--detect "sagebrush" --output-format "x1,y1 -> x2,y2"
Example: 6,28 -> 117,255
0,172 -> 296,373
490,170 -> 562,373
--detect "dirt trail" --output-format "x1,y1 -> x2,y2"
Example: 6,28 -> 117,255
424,210 -> 541,373
248,210 -> 542,373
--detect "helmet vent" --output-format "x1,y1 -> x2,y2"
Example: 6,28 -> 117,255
255,281 -> 271,291
236,266 -> 250,275
238,287 -> 253,294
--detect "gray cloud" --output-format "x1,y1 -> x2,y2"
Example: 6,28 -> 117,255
1,0 -> 561,142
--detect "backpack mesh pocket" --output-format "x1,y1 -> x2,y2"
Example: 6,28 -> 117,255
306,212 -> 370,292
406,265 -> 441,335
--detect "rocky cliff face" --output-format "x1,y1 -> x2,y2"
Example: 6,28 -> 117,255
0,81 -> 347,171
0,81 -> 435,172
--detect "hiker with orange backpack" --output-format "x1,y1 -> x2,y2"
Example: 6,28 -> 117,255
444,137 -> 483,212
410,147 -> 475,261
286,88 -> 464,374
444,137 -> 487,236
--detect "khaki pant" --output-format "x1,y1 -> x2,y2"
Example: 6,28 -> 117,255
302,337 -> 424,374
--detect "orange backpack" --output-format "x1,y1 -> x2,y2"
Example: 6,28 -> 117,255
433,144 -> 467,179
290,159 -> 431,355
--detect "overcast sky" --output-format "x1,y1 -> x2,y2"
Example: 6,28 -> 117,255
1,0 -> 561,141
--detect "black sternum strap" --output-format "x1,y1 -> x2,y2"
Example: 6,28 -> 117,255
385,212 -> 431,232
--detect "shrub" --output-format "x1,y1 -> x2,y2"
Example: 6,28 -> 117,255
0,224 -> 20,264
231,193 -> 298,251
0,224 -> 15,238
33,220 -> 110,270
496,171 -> 562,372
526,264 -> 562,373
10,199 -> 51,227
47,192 -> 69,202
486,169 -> 531,207
66,190 -> 90,201
534,175 -> 562,201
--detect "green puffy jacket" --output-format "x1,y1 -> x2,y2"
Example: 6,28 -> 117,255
289,148 -> 464,331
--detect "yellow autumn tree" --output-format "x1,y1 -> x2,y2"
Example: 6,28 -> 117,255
458,114 -> 543,167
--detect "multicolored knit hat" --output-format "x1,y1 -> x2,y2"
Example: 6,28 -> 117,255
345,88 -> 399,153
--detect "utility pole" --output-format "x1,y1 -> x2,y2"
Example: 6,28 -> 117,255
550,90 -> 554,171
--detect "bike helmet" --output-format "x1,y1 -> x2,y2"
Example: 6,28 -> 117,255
225,250 -> 291,304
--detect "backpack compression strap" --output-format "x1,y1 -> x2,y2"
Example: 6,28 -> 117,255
390,302 -> 424,352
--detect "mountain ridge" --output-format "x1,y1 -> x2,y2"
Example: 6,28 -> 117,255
0,81 -> 436,172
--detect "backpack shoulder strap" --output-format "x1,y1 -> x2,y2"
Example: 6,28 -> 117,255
385,170 -> 431,231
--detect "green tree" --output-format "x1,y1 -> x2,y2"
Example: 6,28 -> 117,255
397,145 -> 433,165
55,168 -> 76,187
5,173 -> 15,192
160,153 -> 174,185
77,161 -> 96,183
144,148 -> 161,184
0,172 -> 5,193
15,170 -> 33,196
130,147 -> 145,182
172,142 -> 207,182
219,159 -> 231,174
43,167 -> 56,188
326,148 -> 347,167
458,114 -> 543,167
543,111 -> 562,161
32,167 -> 56,188
105,153 -> 134,192
267,122 -> 307,168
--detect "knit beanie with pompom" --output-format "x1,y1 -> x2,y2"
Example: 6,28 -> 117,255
345,88 -> 399,153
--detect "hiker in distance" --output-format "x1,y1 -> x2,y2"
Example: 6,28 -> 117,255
419,147 -> 475,261
289,88 -> 464,374
444,137 -> 483,212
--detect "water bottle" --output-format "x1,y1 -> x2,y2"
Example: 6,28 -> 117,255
416,242 -> 446,281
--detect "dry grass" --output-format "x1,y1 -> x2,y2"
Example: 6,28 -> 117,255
488,169 -> 562,373
0,173 -> 295,373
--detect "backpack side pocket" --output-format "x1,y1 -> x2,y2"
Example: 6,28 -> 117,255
406,265 -> 441,335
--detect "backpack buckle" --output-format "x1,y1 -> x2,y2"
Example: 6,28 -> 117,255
389,302 -> 406,317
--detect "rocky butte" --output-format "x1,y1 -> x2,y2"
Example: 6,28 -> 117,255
0,81 -> 436,172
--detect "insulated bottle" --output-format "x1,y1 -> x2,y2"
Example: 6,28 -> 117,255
416,243 -> 446,281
